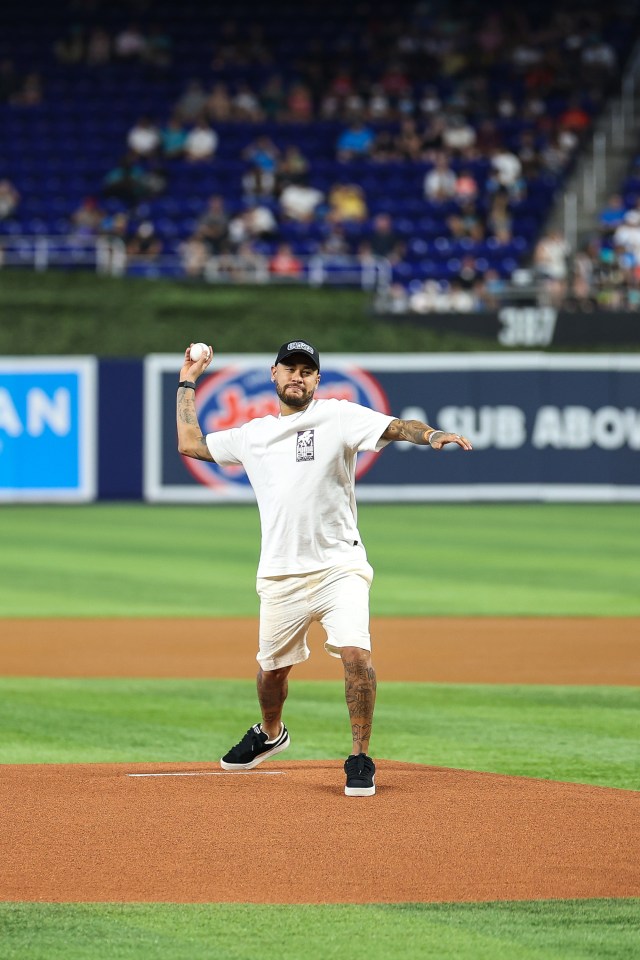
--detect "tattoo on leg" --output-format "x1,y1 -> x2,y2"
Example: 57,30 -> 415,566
343,659 -> 377,753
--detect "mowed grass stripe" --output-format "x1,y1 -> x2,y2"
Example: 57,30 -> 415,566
1,504 -> 640,616
0,678 -> 637,789
1,901 -> 639,960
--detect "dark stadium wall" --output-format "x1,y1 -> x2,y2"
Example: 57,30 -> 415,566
98,359 -> 143,500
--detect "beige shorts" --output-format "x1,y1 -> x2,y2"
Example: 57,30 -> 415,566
256,561 -> 374,671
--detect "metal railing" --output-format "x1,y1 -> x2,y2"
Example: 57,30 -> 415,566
0,235 -> 392,291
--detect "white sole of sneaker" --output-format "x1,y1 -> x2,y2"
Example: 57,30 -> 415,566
345,782 -> 376,797
219,735 -> 290,771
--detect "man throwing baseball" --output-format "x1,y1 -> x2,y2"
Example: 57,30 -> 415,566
177,340 -> 472,796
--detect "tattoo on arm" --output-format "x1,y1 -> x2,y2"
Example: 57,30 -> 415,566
382,418 -> 434,445
177,393 -> 200,426
176,387 -> 214,461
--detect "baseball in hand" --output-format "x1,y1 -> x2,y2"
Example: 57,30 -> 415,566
190,342 -> 210,362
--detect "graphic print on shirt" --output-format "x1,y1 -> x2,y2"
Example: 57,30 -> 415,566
296,429 -> 315,461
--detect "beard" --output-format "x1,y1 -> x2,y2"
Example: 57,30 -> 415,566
275,381 -> 316,409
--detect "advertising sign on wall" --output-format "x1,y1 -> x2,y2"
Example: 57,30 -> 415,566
144,354 -> 640,503
0,357 -> 97,502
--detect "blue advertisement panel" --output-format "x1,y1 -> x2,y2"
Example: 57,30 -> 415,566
144,354 -> 640,503
0,358 -> 97,502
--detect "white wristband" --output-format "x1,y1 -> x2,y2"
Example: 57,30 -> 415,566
428,430 -> 445,447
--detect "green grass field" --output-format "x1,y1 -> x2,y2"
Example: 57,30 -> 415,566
1,678 -> 637,789
1,503 -> 638,959
2,503 -> 639,616
2,900 -> 639,960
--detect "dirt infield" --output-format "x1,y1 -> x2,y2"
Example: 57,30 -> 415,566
1,616 -> 639,684
1,616 -> 638,904
2,761 -> 639,904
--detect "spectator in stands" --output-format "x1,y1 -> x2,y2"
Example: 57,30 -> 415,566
175,80 -> 208,124
279,180 -> 324,223
243,135 -> 280,173
570,243 -> 597,308
184,120 -> 219,163
205,82 -> 232,123
70,196 -> 104,236
243,165 -> 275,199
447,200 -> 485,242
180,236 -> 209,278
370,129 -> 401,163
260,74 -> 286,121
285,82 -> 314,122
195,195 -> 229,255
142,24 -> 173,73
233,81 -> 263,122
358,214 -> 404,265
480,269 -> 507,309
366,84 -> 392,123
612,210 -> 640,264
54,25 -> 85,64
424,154 -> 457,202
99,211 -> 129,246
127,117 -> 161,158
269,243 -> 303,278
327,183 -> 367,223
441,114 -> 477,156
409,280 -> 448,314
558,98 -> 591,137
320,223 -> 350,257
458,254 -> 485,291
86,28 -> 111,67
160,114 -> 187,159
214,241 -> 269,283
534,231 -> 570,306
488,147 -> 525,199
11,72 -> 43,107
598,194 -> 626,238
580,34 -> 617,81
102,154 -> 161,206
336,119 -> 375,162
274,145 -> 309,192
114,23 -> 147,62
419,86 -> 443,119
380,61 -> 411,99
0,179 -> 20,220
540,131 -> 574,175
229,203 -> 278,246
395,118 -> 423,162
448,280 -> 477,313
455,167 -> 479,202
486,189 -> 513,237
126,220 -> 162,260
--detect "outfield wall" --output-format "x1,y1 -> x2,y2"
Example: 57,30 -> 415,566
2,354 -> 639,502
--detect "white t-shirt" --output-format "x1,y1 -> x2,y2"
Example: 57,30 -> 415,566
206,398 -> 395,577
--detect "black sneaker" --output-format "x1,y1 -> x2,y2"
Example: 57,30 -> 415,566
344,753 -> 376,796
220,723 -> 290,770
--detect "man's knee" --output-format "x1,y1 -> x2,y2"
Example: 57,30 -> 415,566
339,646 -> 372,666
258,665 -> 292,683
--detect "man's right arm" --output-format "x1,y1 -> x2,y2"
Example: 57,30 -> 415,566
177,385 -> 214,461
176,344 -> 215,461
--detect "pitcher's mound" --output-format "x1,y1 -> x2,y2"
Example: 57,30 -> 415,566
2,760 -> 638,903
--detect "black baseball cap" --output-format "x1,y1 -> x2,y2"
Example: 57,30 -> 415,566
275,340 -> 320,370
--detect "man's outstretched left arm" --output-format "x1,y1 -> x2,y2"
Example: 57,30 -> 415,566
382,418 -> 473,451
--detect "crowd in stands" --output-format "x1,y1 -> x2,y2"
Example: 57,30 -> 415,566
1,0 -> 640,303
